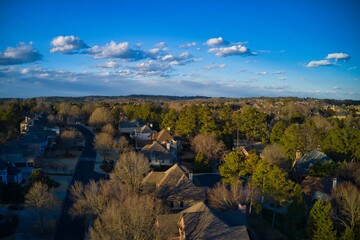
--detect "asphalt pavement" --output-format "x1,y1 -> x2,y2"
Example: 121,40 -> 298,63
54,124 -> 104,240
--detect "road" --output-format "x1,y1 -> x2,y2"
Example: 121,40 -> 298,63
54,125 -> 103,240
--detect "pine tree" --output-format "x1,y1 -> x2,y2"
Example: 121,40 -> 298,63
307,200 -> 337,240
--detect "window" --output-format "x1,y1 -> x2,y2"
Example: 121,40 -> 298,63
180,201 -> 184,208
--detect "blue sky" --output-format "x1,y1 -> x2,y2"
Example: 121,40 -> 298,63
0,0 -> 359,99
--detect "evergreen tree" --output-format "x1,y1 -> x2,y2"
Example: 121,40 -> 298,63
270,120 -> 286,143
307,200 -> 337,240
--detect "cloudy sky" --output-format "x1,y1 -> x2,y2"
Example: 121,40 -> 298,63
0,0 -> 359,99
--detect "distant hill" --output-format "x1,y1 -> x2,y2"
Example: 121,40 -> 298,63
0,95 -> 359,106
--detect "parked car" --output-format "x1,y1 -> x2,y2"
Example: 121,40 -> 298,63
7,204 -> 24,211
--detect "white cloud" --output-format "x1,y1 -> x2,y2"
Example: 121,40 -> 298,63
306,60 -> 334,67
155,41 -> 167,49
21,68 -> 30,74
326,53 -> 349,60
0,42 -> 42,65
204,63 -> 226,71
88,41 -> 146,60
96,60 -> 119,69
133,60 -> 172,77
50,35 -> 88,54
273,71 -> 286,74
179,42 -> 197,48
206,37 -> 228,46
256,71 -> 269,75
278,77 -> 287,81
208,45 -> 250,57
160,51 -> 194,65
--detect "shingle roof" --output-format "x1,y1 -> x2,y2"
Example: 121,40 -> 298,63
296,150 -> 331,174
141,141 -> 174,162
143,164 -> 205,201
180,202 -> 249,240
139,125 -> 156,134
118,121 -> 139,129
1,141 -> 23,154
153,129 -> 174,142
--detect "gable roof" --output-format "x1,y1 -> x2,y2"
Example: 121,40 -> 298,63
296,150 -> 331,174
141,141 -> 174,161
143,164 -> 205,201
153,129 -> 174,142
1,141 -> 23,155
181,202 -> 249,240
118,121 -> 139,129
138,125 -> 156,134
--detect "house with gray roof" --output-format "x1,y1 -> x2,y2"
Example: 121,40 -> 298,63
143,164 -> 205,211
118,118 -> 146,134
141,141 -> 176,167
152,129 -> 182,151
157,201 -> 250,240
0,141 -> 33,168
294,150 -> 331,176
132,125 -> 157,140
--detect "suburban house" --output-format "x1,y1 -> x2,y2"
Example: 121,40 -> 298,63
0,160 -> 22,185
0,141 -> 33,168
143,164 -> 205,211
293,150 -> 331,177
0,114 -> 60,174
118,118 -> 146,134
141,141 -> 176,167
157,201 -> 250,240
131,125 -> 157,141
152,129 -> 182,151
301,176 -> 338,204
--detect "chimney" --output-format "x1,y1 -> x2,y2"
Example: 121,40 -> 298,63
295,150 -> 301,159
166,141 -> 171,151
167,127 -> 171,133
332,177 -> 337,189
189,171 -> 193,182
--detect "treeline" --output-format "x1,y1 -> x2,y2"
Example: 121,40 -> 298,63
1,97 -> 359,162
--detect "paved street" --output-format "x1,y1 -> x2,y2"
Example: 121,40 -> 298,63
54,125 -> 104,240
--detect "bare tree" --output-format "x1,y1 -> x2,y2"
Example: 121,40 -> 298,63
90,194 -> 164,240
70,180 -> 121,217
94,132 -> 115,161
25,182 -> 58,235
69,105 -> 81,122
101,123 -> 116,136
88,107 -> 114,129
110,151 -> 150,193
60,130 -> 78,156
333,182 -> 360,233
114,136 -> 131,153
191,133 -> 225,167
208,181 -> 245,211
261,143 -> 289,170
57,102 -> 72,122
